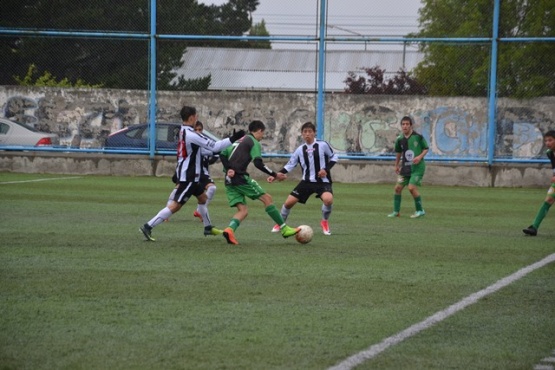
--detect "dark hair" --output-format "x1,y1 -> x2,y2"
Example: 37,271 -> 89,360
180,106 -> 196,121
544,130 -> 555,139
400,116 -> 413,126
248,120 -> 265,133
301,121 -> 316,132
194,121 -> 204,130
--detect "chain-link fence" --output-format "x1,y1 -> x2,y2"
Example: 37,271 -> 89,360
0,0 -> 553,162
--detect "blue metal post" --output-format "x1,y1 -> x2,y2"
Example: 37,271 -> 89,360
487,0 -> 501,165
148,0 -> 158,158
315,0 -> 327,140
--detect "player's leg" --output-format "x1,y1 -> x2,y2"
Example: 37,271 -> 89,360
320,191 -> 333,235
272,183 -> 304,232
140,183 -> 190,240
223,186 -> 247,245
258,192 -> 299,238
523,184 -> 555,236
408,172 -> 425,218
195,188 -> 222,236
388,177 -> 407,217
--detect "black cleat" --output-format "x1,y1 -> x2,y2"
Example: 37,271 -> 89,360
140,224 -> 155,241
522,225 -> 537,236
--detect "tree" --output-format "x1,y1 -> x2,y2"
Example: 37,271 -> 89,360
248,20 -> 271,49
344,66 -> 427,95
0,0 -> 261,90
413,0 -> 555,97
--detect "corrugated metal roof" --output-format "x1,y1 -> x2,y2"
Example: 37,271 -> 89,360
172,47 -> 425,92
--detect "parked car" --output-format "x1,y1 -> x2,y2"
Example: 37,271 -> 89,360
104,123 -> 220,150
0,118 -> 60,147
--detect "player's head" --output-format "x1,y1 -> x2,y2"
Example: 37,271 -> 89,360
248,120 -> 265,133
301,121 -> 316,143
194,121 -> 204,133
180,106 -> 197,122
248,120 -> 266,141
400,116 -> 413,135
544,130 -> 555,150
301,121 -> 316,132
400,116 -> 413,126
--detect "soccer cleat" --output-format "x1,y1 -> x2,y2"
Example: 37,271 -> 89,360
320,220 -> 331,235
387,212 -> 400,218
522,225 -> 537,236
223,227 -> 239,245
193,210 -> 203,222
139,224 -> 155,241
271,224 -> 281,233
410,210 -> 426,218
204,226 -> 223,236
281,225 -> 300,239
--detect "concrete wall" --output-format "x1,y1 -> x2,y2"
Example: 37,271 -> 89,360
0,151 -> 552,188
1,86 -> 554,159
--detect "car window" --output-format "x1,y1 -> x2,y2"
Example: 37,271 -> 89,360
0,122 -> 9,135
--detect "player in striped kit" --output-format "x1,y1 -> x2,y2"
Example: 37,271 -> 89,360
271,121 -> 338,235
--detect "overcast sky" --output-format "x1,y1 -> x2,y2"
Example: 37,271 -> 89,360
200,0 -> 423,50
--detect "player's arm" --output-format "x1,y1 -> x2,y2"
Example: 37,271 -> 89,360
413,148 -> 429,165
320,144 -> 338,177
253,157 -> 278,177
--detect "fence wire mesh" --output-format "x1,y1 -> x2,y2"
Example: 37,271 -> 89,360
0,0 -> 553,161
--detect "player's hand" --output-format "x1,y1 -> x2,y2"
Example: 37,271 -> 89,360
267,176 -> 276,183
317,169 -> 327,178
275,172 -> 287,181
229,129 -> 245,143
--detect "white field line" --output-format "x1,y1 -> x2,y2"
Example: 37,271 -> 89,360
0,176 -> 82,185
329,253 -> 555,370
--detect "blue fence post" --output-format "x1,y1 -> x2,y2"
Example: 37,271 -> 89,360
487,0 -> 501,165
316,0 -> 327,140
148,0 -> 158,159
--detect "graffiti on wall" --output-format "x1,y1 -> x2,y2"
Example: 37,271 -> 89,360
326,104 -> 552,158
1,90 -> 553,158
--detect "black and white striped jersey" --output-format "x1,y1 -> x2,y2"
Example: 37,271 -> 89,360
283,140 -> 338,183
176,125 -> 230,182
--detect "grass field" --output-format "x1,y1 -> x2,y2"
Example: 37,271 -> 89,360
0,172 -> 553,370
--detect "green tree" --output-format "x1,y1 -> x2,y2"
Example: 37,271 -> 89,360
0,0 -> 260,90
248,19 -> 271,49
413,0 -> 555,97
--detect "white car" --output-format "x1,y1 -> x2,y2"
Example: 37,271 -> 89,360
0,118 -> 60,147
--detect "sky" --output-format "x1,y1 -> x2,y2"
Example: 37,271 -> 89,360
199,0 -> 423,50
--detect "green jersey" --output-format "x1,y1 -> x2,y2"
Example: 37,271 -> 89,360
394,131 -> 429,176
220,134 -> 262,185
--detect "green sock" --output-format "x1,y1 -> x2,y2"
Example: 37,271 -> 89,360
393,194 -> 401,213
532,202 -> 551,229
228,218 -> 241,232
414,196 -> 423,212
266,204 -> 285,225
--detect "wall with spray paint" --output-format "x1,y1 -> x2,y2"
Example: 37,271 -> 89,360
1,87 -> 554,160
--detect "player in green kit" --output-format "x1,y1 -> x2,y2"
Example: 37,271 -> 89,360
522,130 -> 555,236
387,116 -> 429,218
219,120 -> 300,245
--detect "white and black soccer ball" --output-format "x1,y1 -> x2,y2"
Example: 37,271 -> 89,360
295,225 -> 313,244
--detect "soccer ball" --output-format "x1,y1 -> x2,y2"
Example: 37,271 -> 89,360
295,225 -> 313,244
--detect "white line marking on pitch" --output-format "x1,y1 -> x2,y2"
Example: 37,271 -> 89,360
0,176 -> 83,185
329,253 -> 555,370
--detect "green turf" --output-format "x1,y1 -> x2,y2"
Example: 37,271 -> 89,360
0,172 -> 553,369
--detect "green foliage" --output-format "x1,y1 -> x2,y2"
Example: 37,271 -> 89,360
0,0 -> 261,90
248,19 -> 272,49
414,0 -> 555,97
344,66 -> 427,95
13,64 -> 103,88
0,173 -> 553,369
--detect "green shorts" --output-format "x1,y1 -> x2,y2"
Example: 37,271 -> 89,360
396,168 -> 425,187
225,176 -> 266,207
